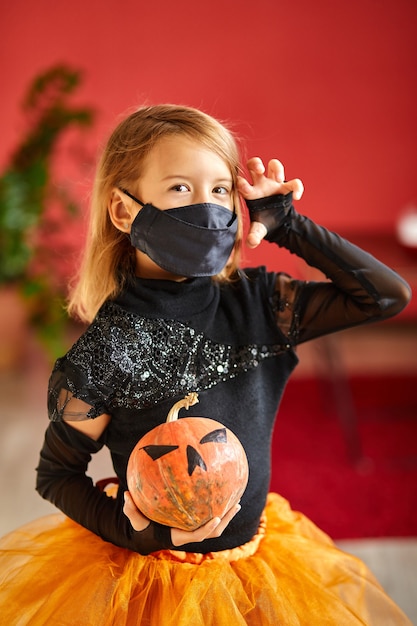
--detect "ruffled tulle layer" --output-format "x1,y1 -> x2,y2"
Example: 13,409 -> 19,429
0,493 -> 411,625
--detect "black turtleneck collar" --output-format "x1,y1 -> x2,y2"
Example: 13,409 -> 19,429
113,275 -> 219,322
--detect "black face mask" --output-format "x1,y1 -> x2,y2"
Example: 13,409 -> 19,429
120,189 -> 238,277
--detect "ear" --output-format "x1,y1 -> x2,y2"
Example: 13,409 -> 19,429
108,188 -> 138,232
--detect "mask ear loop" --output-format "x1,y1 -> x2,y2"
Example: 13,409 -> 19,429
119,188 -> 145,208
227,208 -> 237,227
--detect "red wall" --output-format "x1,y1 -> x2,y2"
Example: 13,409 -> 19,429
1,0 -> 416,272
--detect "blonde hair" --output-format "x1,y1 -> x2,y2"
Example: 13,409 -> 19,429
68,104 -> 244,323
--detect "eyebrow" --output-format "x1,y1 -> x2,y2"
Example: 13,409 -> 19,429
161,175 -> 233,183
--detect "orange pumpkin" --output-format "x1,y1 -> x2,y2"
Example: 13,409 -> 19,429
127,393 -> 249,530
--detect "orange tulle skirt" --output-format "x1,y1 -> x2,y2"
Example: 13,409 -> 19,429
0,493 -> 411,625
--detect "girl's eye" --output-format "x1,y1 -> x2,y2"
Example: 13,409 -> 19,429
171,184 -> 189,192
213,186 -> 229,195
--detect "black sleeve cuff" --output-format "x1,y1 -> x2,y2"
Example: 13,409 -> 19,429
153,522 -> 175,548
245,192 -> 294,240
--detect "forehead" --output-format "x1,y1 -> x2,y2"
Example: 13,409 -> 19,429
142,135 -> 233,179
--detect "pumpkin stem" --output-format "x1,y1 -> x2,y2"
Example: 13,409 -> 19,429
166,393 -> 199,422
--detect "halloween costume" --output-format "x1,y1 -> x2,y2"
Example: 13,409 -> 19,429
0,196 -> 411,625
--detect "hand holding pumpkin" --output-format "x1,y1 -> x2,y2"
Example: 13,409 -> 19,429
123,490 -> 152,532
124,491 -> 241,546
171,500 -> 241,547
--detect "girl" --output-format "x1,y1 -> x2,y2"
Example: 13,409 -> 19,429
0,104 -> 412,625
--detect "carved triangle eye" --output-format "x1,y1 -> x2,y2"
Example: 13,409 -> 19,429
141,428 -> 228,476
142,445 -> 179,460
200,428 -> 227,444
187,445 -> 207,476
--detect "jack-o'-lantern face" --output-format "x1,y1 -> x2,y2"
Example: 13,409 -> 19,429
127,417 -> 249,531
141,427 -> 227,476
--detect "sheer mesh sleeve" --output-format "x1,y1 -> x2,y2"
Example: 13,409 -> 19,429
270,273 -> 303,342
48,357 -> 113,421
55,389 -> 94,421
247,194 -> 411,344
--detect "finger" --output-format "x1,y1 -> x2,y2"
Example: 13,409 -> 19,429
208,503 -> 241,537
236,173 -> 268,201
246,221 -> 268,249
267,159 -> 285,183
236,175 -> 254,197
246,156 -> 265,186
123,491 -> 151,531
284,177 -> 304,200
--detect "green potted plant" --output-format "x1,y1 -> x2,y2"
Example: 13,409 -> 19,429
0,64 -> 94,366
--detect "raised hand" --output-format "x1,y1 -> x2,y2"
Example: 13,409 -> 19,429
237,157 -> 304,248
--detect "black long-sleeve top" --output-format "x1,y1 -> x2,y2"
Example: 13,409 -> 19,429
36,196 -> 411,554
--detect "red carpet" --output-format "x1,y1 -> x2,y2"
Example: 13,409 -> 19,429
270,375 -> 417,540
